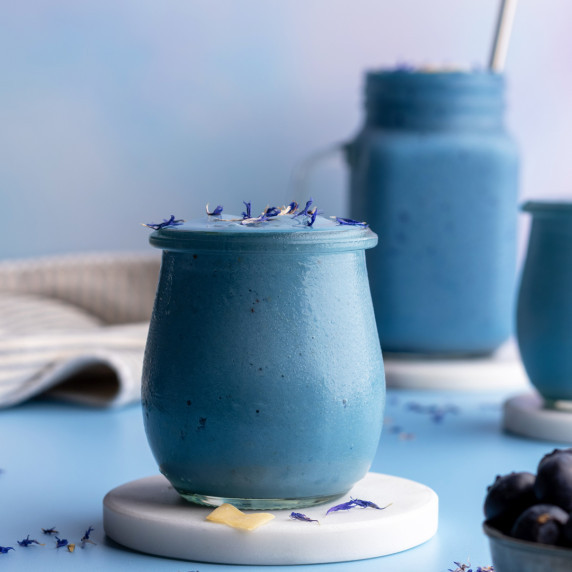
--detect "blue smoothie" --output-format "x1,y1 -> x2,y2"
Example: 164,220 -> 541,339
517,202 -> 572,402
142,213 -> 385,508
348,70 -> 519,355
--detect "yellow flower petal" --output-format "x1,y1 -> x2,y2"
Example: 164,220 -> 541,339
206,503 -> 275,531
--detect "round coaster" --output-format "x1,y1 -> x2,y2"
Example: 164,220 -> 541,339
384,339 -> 530,391
503,393 -> 572,443
103,472 -> 438,565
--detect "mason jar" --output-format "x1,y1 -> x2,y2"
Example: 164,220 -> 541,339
348,69 -> 519,355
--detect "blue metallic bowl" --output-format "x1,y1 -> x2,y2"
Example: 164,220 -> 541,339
484,522 -> 572,572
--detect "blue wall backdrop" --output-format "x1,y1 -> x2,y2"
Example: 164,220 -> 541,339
1,1 -> 570,258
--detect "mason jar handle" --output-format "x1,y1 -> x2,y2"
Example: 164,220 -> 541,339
290,141 -> 354,198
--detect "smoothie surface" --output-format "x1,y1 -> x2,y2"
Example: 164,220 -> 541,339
165,213 -> 365,233
149,213 -> 378,253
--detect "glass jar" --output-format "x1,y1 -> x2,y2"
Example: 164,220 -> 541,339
142,214 -> 385,509
347,70 -> 519,355
517,201 -> 572,403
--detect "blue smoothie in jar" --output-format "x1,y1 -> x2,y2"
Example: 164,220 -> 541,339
142,213 -> 385,509
348,69 -> 519,355
517,202 -> 572,403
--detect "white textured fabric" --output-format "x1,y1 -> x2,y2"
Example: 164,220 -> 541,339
0,252 -> 161,408
0,252 -> 160,324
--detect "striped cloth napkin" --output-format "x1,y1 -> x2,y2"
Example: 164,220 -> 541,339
0,252 -> 161,408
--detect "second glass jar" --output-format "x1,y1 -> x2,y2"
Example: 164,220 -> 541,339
347,70 -> 519,355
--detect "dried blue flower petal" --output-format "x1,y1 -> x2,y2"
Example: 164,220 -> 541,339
263,206 -> 281,218
290,512 -> 319,523
325,499 -> 356,515
55,536 -> 68,548
0,546 -> 14,554
242,201 -> 252,219
18,535 -> 44,547
449,562 -> 474,572
80,526 -> 96,547
142,215 -> 184,230
326,497 -> 391,515
241,213 -> 269,225
293,198 -> 313,218
206,204 -> 223,216
334,217 -> 368,228
280,202 -> 298,216
42,527 -> 58,535
406,401 -> 460,423
306,207 -> 319,227
476,567 -> 494,572
350,498 -> 386,510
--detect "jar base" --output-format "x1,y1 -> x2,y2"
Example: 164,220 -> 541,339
545,398 -> 572,412
503,393 -> 572,444
176,489 -> 348,510
383,348 -> 496,359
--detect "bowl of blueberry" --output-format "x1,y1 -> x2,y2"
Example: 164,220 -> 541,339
483,448 -> 572,571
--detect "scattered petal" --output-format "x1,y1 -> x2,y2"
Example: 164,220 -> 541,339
142,215 -> 184,230
0,546 -> 14,554
81,526 -> 94,540
55,537 -> 69,549
242,201 -> 252,219
290,512 -> 319,524
349,498 -> 391,510
18,535 -> 44,547
67,543 -> 76,553
306,207 -> 320,227
206,204 -> 223,217
326,498 -> 391,515
293,198 -> 313,218
449,561 -> 473,572
42,527 -> 58,535
325,499 -> 356,515
241,214 -> 269,225
206,503 -> 275,531
334,217 -> 368,228
406,401 -> 460,423
263,206 -> 281,218
81,526 -> 96,547
279,202 -> 298,215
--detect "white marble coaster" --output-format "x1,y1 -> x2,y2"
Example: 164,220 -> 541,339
504,393 -> 572,443
384,339 -> 531,391
103,472 -> 438,565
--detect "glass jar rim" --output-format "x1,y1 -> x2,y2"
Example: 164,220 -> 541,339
522,201 -> 572,215
148,217 -> 378,253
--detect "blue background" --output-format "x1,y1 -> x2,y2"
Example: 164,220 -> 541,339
1,0 -> 570,258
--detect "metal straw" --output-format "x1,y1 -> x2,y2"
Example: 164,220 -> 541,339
489,0 -> 519,71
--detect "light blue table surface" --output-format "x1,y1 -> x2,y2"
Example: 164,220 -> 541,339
0,386 -> 558,571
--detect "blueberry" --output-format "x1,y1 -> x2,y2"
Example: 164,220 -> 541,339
538,448 -> 572,468
561,514 -> 572,547
484,472 -> 537,533
511,504 -> 568,545
534,450 -> 572,512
